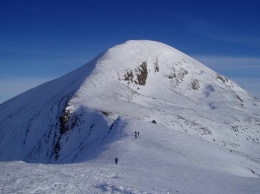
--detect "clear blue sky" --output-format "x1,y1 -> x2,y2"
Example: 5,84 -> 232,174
1,0 -> 260,103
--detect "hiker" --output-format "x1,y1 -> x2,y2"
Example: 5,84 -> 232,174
138,131 -> 139,136
115,157 -> 118,164
135,131 -> 137,139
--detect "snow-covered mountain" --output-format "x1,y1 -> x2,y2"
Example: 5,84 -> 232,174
0,40 -> 260,193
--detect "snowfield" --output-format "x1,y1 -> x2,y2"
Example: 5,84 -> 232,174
1,118 -> 260,193
0,40 -> 260,193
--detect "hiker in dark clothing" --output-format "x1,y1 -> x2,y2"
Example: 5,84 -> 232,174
115,157 -> 118,164
135,131 -> 137,139
138,131 -> 139,136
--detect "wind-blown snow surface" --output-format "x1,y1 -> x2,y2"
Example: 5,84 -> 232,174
0,40 -> 260,193
1,118 -> 260,193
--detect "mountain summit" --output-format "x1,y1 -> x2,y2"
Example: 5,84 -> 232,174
0,40 -> 259,164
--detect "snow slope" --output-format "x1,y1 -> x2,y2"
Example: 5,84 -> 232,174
1,118 -> 260,193
0,40 -> 260,193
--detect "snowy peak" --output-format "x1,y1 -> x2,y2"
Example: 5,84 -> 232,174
0,40 -> 259,164
69,40 -> 255,112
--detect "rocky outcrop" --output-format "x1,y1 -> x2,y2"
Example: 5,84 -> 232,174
120,61 -> 148,86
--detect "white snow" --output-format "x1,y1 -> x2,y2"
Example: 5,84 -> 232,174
0,40 -> 260,193
1,118 -> 260,193
0,119 -> 260,194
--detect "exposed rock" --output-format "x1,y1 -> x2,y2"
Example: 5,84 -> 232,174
190,79 -> 200,90
120,61 -> 148,86
136,61 -> 148,85
154,57 -> 159,73
216,74 -> 228,84
59,108 -> 78,134
124,71 -> 134,82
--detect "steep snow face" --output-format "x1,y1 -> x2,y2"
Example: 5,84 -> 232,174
0,40 -> 259,164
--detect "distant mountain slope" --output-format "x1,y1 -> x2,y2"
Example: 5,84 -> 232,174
0,40 -> 259,163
